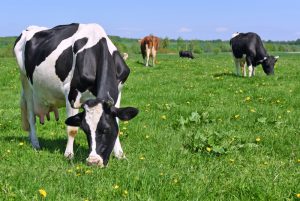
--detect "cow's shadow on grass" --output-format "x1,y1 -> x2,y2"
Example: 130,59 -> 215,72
213,72 -> 242,78
2,136 -> 89,163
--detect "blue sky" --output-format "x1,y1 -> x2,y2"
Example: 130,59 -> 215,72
1,0 -> 300,41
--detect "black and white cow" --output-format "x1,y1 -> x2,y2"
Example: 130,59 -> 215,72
14,23 -> 139,167
230,32 -> 279,77
179,50 -> 194,59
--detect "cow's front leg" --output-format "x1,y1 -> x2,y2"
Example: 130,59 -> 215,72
146,46 -> 150,67
64,102 -> 78,159
113,92 -> 125,159
248,65 -> 254,77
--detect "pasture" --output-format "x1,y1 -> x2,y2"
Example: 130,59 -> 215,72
0,52 -> 299,200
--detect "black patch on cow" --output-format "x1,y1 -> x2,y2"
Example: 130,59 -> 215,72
55,46 -> 73,81
73,37 -> 88,54
24,23 -> 79,83
68,37 -> 120,105
112,51 -> 130,83
14,34 -> 22,48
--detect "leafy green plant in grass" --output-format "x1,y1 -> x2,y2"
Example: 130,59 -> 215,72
178,111 -> 260,155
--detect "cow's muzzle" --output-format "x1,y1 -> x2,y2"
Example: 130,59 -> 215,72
86,154 -> 104,167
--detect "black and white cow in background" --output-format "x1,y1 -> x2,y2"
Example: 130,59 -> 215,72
179,50 -> 194,59
14,23 -> 139,167
230,32 -> 279,77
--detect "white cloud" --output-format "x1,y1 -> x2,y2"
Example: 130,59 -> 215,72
215,27 -> 229,33
178,27 -> 192,33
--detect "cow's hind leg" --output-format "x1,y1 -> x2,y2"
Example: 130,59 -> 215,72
145,45 -> 150,67
152,47 -> 157,67
21,76 -> 40,149
234,58 -> 241,76
113,92 -> 126,159
64,101 -> 78,159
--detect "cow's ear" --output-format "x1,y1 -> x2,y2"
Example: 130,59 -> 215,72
111,106 -> 139,121
274,56 -> 279,61
65,112 -> 84,127
113,51 -> 130,83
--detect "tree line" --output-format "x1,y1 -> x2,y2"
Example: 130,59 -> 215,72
1,36 -> 300,58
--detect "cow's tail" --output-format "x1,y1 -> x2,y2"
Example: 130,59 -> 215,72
20,89 -> 29,131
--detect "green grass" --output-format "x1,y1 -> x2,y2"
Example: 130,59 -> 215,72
0,52 -> 299,200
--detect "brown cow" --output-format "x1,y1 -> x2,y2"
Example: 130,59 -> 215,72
140,35 -> 159,66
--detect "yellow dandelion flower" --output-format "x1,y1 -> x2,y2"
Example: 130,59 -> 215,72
145,135 -> 150,139
206,147 -> 212,152
250,109 -> 256,113
67,169 -> 73,173
287,110 -> 291,113
143,125 -> 147,128
38,189 -> 47,198
234,114 -> 240,119
278,116 -> 282,119
159,172 -> 164,176
276,100 -> 280,103
161,115 -> 167,120
256,137 -> 261,142
140,156 -> 145,160
113,184 -> 119,189
119,131 -> 124,135
239,89 -> 243,93
296,194 -> 300,198
229,159 -> 235,163
76,173 -> 81,176
76,166 -> 81,170
19,142 -> 24,146
85,170 -> 92,174
297,159 -> 300,163
186,101 -> 190,104
123,190 -> 128,195
245,96 -> 251,101
173,178 -> 178,183
7,150 -> 11,153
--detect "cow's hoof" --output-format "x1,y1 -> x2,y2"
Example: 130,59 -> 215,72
64,152 -> 74,159
114,151 -> 126,160
31,141 -> 41,150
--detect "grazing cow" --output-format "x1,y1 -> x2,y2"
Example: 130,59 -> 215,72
179,50 -> 194,59
230,32 -> 279,77
14,23 -> 139,167
140,35 -> 159,66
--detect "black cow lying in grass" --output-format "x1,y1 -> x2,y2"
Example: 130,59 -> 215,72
179,50 -> 194,59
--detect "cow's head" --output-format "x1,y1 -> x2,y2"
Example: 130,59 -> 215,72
65,98 -> 138,167
259,56 -> 279,75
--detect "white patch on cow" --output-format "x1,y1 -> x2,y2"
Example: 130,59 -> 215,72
73,91 -> 82,108
84,103 -> 103,164
231,32 -> 240,38
76,24 -> 117,55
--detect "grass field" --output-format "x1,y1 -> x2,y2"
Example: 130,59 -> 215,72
0,52 -> 299,200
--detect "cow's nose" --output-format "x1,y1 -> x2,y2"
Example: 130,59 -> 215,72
86,154 -> 104,167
